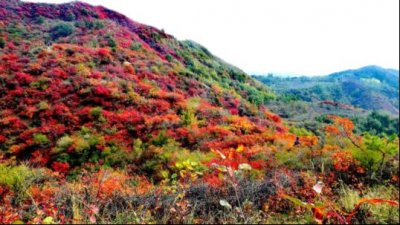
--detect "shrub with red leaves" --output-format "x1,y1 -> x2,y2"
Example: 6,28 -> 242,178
51,161 -> 70,173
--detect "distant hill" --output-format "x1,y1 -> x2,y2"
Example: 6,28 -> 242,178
253,65 -> 400,115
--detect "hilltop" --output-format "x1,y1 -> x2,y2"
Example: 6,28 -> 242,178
254,65 -> 399,115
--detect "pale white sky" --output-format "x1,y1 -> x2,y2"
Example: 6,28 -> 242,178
24,0 -> 399,75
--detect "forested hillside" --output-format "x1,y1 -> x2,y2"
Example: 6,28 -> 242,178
254,66 -> 399,115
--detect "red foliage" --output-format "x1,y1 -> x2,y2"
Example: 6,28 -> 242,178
0,116 -> 27,130
229,108 -> 239,115
93,85 -> 111,96
15,72 -> 34,84
0,135 -> 6,143
203,173 -> 223,188
97,48 -> 110,57
31,150 -> 50,165
265,111 -> 282,123
95,6 -> 108,19
50,68 -> 69,79
1,53 -> 18,61
51,161 -> 70,173
249,160 -> 265,170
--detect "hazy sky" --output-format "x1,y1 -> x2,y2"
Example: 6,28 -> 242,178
24,0 -> 399,75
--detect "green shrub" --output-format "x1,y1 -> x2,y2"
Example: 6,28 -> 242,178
166,54 -> 174,62
351,133 -> 398,176
50,22 -> 74,40
151,32 -> 161,41
37,101 -> 50,110
0,163 -> 45,198
93,20 -> 105,29
355,111 -> 399,136
102,144 -> 136,168
33,133 -> 49,145
130,42 -> 142,51
0,164 -> 33,189
275,149 -> 309,170
64,12 -> 76,21
289,126 -> 314,136
90,107 -> 102,117
36,16 -> 45,24
79,20 -> 105,30
151,130 -> 169,147
54,135 -> 73,153
107,37 -> 117,48
181,110 -> 197,127
133,138 -> 144,160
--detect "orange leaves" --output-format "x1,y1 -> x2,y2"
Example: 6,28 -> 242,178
325,125 -> 340,135
326,115 -> 355,136
203,173 -> 223,188
131,176 -> 154,195
275,132 -> 319,148
98,175 -> 125,198
0,211 -> 20,225
206,144 -> 266,187
9,144 -> 26,154
275,133 -> 296,146
337,118 -> 354,133
228,115 -> 255,133
299,136 -> 319,147
346,198 -> 399,223
312,207 -> 325,224
357,198 -> 399,206
29,185 -> 57,205
325,115 -> 362,148
0,184 -> 21,224
84,169 -> 133,199
331,151 -> 354,171
208,151 -> 242,170
28,185 -> 59,220
145,114 -> 180,127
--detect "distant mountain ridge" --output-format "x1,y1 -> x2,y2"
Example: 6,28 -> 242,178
329,65 -> 399,89
253,65 -> 399,115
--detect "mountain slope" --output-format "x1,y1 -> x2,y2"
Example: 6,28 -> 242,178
0,0 -> 277,174
253,66 -> 399,115
1,1 -> 399,224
